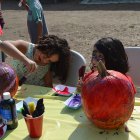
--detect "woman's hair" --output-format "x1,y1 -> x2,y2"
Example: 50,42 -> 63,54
36,35 -> 71,83
93,37 -> 129,74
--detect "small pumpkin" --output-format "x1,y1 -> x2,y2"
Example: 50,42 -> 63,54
82,61 -> 135,129
0,63 -> 18,97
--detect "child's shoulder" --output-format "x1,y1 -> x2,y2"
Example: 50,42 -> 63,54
25,43 -> 35,57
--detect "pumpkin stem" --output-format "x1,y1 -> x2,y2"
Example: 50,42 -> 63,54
97,60 -> 108,78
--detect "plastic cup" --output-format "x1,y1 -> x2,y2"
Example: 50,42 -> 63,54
24,114 -> 43,138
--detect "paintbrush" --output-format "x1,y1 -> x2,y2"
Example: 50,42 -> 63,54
19,64 -> 38,86
75,65 -> 86,95
19,73 -> 30,86
79,65 -> 86,80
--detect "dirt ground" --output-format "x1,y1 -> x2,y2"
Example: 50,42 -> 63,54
1,1 -> 140,65
1,1 -> 140,97
1,0 -> 140,63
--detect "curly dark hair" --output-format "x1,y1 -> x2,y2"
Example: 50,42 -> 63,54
93,37 -> 129,74
36,35 -> 71,83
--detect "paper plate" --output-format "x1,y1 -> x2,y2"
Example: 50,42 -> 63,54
53,85 -> 76,96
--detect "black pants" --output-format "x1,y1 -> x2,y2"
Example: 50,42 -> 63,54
0,22 -> 5,62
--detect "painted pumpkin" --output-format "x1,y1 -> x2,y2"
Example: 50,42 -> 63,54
82,61 -> 135,129
0,63 -> 18,97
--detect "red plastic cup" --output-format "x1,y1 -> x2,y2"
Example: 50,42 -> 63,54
24,114 -> 43,138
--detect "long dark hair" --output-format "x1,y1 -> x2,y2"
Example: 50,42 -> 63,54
36,35 -> 71,83
94,37 -> 129,74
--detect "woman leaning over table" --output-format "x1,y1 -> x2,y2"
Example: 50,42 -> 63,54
0,35 -> 71,87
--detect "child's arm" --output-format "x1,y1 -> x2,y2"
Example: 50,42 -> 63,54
77,79 -> 83,92
0,40 -> 37,72
36,21 -> 43,43
77,71 -> 94,92
6,39 -> 29,54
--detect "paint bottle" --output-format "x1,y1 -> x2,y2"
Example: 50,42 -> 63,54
0,92 -> 18,130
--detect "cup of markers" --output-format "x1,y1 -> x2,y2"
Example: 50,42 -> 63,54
24,114 -> 43,138
21,98 -> 44,138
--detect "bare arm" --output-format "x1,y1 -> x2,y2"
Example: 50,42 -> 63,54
77,79 -> 83,92
6,40 -> 29,53
0,40 -> 37,72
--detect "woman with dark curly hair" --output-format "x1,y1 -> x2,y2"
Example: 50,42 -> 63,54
0,35 -> 71,87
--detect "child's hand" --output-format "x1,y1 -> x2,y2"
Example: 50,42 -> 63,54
25,4 -> 29,11
77,80 -> 83,93
25,59 -> 37,73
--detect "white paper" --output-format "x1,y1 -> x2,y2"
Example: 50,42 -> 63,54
53,84 -> 76,93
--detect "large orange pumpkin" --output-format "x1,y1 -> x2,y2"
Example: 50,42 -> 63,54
82,61 -> 135,129
0,63 -> 18,97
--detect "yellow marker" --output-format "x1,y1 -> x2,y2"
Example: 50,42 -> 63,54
28,102 -> 35,115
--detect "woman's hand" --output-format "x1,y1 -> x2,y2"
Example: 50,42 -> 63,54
24,59 -> 38,73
